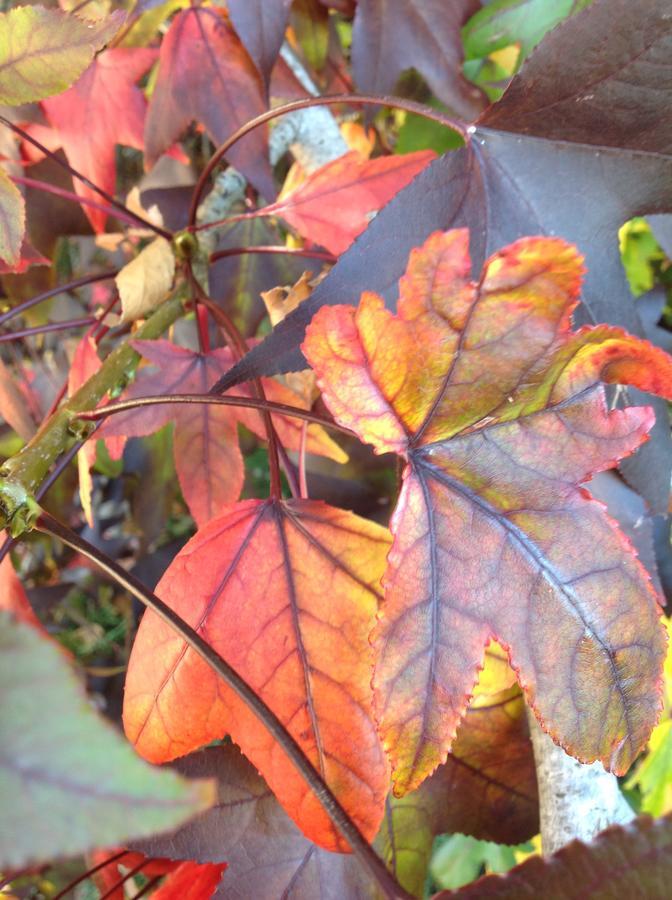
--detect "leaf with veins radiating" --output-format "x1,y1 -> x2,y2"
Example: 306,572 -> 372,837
99,340 -> 346,526
218,0 -> 672,512
123,499 -> 391,850
303,229 -> 672,795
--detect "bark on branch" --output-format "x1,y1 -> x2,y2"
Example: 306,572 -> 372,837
527,711 -> 635,854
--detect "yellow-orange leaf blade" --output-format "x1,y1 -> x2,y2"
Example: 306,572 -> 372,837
123,499 -> 391,850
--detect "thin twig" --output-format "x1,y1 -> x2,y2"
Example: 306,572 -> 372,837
97,858 -> 154,900
0,272 -> 118,327
11,176 -> 148,232
0,116 -> 172,240
77,393 -> 354,438
0,317 -> 95,342
210,245 -> 336,264
186,270 -> 284,498
188,93 -> 467,226
51,850 -> 129,900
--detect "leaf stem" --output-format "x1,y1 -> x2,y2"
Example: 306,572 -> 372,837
51,850 -> 130,900
0,271 -> 118,327
77,393 -> 354,437
210,245 -> 337,264
188,94 -> 467,226
0,116 -> 172,241
36,511 -> 413,900
0,316 -> 96,342
11,176 -> 148,232
195,304 -> 211,354
188,273 -> 284,499
97,858 -> 155,900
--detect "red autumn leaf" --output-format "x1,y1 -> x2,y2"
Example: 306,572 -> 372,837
99,340 -> 346,526
441,813 -> 672,899
351,0 -> 485,121
89,849 -> 178,900
123,499 -> 391,850
440,685 -> 538,845
303,229 -> 672,796
0,546 -> 42,632
144,7 -> 274,199
260,150 -> 436,255
0,357 -> 37,442
150,860 -> 226,899
42,48 -> 157,233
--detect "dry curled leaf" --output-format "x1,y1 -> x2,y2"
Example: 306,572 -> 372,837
116,237 -> 175,323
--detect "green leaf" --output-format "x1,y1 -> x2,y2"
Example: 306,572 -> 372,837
627,720 -> 672,816
619,218 -> 666,297
441,814 -> 672,898
0,5 -> 123,106
396,100 -> 464,156
0,168 -> 24,267
430,835 -> 528,892
463,0 -> 592,62
0,612 -> 215,869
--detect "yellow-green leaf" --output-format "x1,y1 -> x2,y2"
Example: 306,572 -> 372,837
0,5 -> 123,106
0,168 -> 24,267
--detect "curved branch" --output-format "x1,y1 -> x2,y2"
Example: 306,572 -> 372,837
77,393 -> 354,438
188,93 -> 468,226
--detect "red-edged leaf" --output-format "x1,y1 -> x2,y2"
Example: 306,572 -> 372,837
442,813 -> 672,899
303,229 -> 672,795
123,499 -> 391,850
99,340 -> 346,526
42,48 -> 157,232
0,237 -> 49,275
351,0 -> 485,120
261,151 -> 436,255
228,0 -> 291,91
144,7 -> 274,198
131,745 -> 373,898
